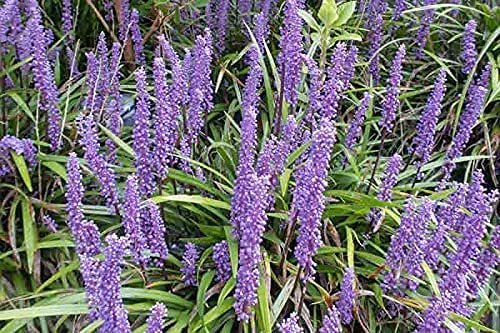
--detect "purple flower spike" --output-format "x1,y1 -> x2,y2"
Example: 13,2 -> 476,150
293,119 -> 336,279
302,55 -> 322,125
213,240 -> 231,282
440,64 -> 490,187
368,154 -> 402,232
181,242 -> 199,286
62,0 -> 74,44
415,0 -> 437,59
146,303 -> 167,333
42,215 -> 58,233
320,43 -> 348,120
409,69 -> 447,177
278,312 -> 304,333
319,305 -> 342,333
118,0 -> 131,41
65,153 -> 85,231
461,20 -> 477,75
27,1 -> 61,150
180,30 -> 213,172
469,226 -> 500,295
392,0 -> 406,20
130,9 -> 145,66
278,0 -> 304,107
367,13 -> 384,83
152,57 -> 179,178
233,176 -> 268,322
345,93 -> 371,155
97,234 -> 131,333
337,268 -> 355,324
122,175 -> 147,266
214,0 -> 231,52
80,255 -> 101,319
0,136 -> 37,177
379,44 -> 406,133
78,114 -> 119,211
143,201 -> 168,268
133,67 -> 155,197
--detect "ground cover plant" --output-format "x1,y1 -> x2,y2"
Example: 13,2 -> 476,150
0,0 -> 498,332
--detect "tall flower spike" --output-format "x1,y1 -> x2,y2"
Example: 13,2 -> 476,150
320,43 -> 348,120
133,67 -> 155,197
461,20 -> 477,75
80,255 -> 102,319
105,42 -> 123,163
278,0 -> 304,107
122,175 -> 147,266
230,40 -> 269,322
278,312 -> 304,333
230,42 -> 263,239
65,153 -> 102,257
152,57 -> 179,178
212,241 -> 231,282
342,45 -> 358,87
367,10 -> 384,83
367,154 -> 402,232
130,9 -> 145,66
85,52 -> 100,114
27,1 -> 61,150
214,0 -> 231,52
302,55 -> 322,125
61,0 -> 74,44
146,303 -> 167,333
118,0 -> 131,41
293,119 -> 336,279
392,0 -> 406,20
409,69 -> 447,178
143,201 -> 169,268
440,64 -> 490,187
65,153 -> 85,231
181,243 -> 199,286
319,305 -> 342,333
97,234 -> 131,333
180,30 -> 213,172
345,93 -> 371,158
469,226 -> 500,296
78,114 -> 119,211
415,0 -> 437,59
337,268 -> 355,324
379,44 -> 405,133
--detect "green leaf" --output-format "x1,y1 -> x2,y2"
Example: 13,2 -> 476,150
421,262 -> 440,297
331,32 -> 362,43
333,1 -> 356,26
151,195 -> 231,210
42,161 -> 67,181
256,255 -> 272,333
346,227 -> 354,268
298,10 -> 321,31
271,277 -> 295,325
318,0 -> 338,27
0,304 -> 88,320
98,123 -> 135,158
10,152 -> 33,192
21,199 -> 37,274
196,270 -> 215,318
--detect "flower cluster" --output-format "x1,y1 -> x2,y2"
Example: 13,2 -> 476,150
78,114 -> 119,211
415,0 -> 437,59
337,268 -> 355,324
380,45 -> 406,133
278,312 -> 304,333
409,69 -> 447,177
212,241 -> 231,282
345,93 -> 371,158
146,303 -> 167,333
0,135 -> 37,177
319,305 -> 342,333
181,242 -> 199,286
461,20 -> 477,74
440,64 -> 490,187
293,119 -> 336,279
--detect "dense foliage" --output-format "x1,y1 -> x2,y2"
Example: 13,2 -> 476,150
0,0 -> 499,332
